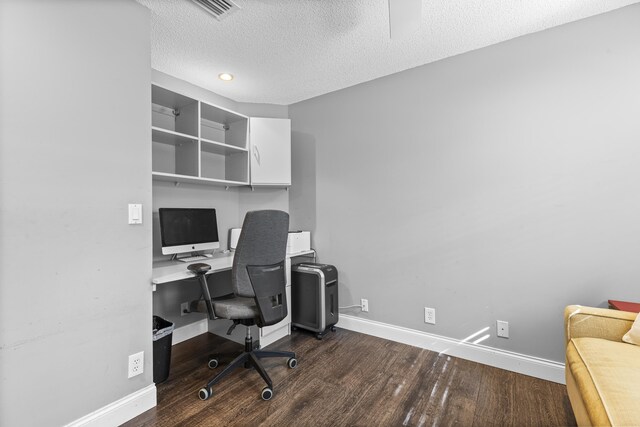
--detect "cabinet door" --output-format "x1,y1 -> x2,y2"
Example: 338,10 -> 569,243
249,117 -> 291,185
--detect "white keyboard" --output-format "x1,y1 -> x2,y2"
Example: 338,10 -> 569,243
177,255 -> 212,263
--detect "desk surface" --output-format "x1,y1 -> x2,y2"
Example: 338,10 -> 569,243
152,253 -> 234,285
152,250 -> 315,285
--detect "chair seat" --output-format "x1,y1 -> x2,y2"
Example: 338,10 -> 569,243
212,297 -> 258,320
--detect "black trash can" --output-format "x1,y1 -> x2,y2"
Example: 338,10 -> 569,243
152,315 -> 174,384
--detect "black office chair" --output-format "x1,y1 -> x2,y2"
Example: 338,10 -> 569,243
188,210 -> 297,401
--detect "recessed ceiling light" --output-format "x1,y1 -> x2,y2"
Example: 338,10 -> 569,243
218,73 -> 234,81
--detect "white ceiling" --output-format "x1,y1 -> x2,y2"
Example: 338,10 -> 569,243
136,0 -> 639,105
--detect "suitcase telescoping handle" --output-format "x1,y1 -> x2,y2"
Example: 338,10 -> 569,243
331,294 -> 334,317
327,280 -> 336,316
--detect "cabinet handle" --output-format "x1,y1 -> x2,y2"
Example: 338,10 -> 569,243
253,145 -> 261,166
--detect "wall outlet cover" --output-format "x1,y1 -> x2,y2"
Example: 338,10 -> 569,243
424,307 -> 436,325
497,320 -> 509,338
128,351 -> 144,378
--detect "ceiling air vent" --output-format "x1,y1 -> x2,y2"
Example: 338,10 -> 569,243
191,0 -> 240,21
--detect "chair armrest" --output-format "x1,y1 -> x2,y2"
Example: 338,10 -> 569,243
565,305 -> 636,345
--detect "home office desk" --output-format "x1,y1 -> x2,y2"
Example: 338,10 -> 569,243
152,250 -> 315,347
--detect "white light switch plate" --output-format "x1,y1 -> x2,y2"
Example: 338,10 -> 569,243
128,204 -> 142,224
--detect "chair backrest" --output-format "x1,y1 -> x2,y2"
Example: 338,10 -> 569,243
232,210 -> 289,298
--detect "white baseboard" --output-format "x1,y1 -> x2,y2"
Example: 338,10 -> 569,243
173,318 -> 208,345
337,315 -> 565,384
65,384 -> 156,427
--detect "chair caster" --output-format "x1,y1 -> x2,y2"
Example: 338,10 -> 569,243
207,358 -> 218,369
316,333 -> 323,340
261,386 -> 273,401
198,387 -> 212,401
331,326 -> 337,332
287,357 -> 298,369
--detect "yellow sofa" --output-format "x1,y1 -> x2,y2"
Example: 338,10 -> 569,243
564,305 -> 640,426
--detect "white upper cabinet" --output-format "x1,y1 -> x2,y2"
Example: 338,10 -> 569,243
150,84 -> 292,189
249,117 -> 291,186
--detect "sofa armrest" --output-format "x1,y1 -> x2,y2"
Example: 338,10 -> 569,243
565,305 -> 636,345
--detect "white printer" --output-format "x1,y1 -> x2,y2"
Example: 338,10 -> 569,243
229,228 -> 310,254
286,231 -> 311,254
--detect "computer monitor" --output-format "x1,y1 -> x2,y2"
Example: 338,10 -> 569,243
159,208 -> 220,255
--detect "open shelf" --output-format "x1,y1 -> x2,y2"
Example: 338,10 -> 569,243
152,143 -> 198,177
200,150 -> 248,183
201,138 -> 248,155
201,102 -> 247,149
152,127 -> 197,146
152,85 -> 198,137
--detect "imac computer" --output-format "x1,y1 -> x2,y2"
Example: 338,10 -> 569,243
159,208 -> 220,257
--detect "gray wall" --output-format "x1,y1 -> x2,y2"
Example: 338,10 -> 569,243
289,4 -> 640,363
0,1 -> 152,425
151,71 -> 289,332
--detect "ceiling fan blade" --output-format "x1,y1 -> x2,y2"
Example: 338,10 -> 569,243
388,0 -> 422,39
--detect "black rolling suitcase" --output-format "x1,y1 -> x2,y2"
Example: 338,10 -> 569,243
291,263 -> 338,339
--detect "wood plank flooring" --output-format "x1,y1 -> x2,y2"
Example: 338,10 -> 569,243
124,328 -> 576,426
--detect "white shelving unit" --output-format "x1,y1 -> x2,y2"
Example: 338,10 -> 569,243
151,84 -> 250,187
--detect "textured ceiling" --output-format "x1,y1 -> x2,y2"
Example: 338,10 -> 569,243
135,0 -> 639,105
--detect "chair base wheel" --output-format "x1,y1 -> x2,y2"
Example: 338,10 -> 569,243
207,358 -> 218,369
198,387 -> 212,401
261,386 -> 273,401
287,357 -> 298,369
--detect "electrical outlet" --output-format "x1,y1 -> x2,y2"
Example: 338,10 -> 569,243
424,307 -> 436,325
181,302 -> 189,316
361,298 -> 369,312
128,351 -> 144,378
497,320 -> 509,338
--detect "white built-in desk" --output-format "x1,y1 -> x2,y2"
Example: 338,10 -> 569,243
152,250 -> 315,347
152,252 -> 235,288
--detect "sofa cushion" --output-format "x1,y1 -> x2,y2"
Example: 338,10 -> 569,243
567,337 -> 640,426
622,313 -> 640,346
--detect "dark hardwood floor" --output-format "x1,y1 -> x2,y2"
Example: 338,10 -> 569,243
124,328 -> 576,426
